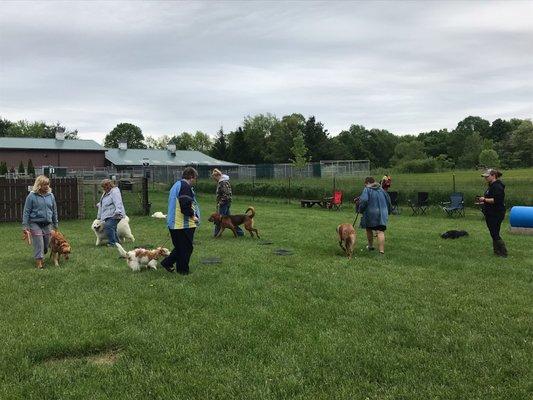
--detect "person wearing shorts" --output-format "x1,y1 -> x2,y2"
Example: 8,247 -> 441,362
357,176 -> 392,255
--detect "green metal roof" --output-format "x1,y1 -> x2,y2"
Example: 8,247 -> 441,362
0,137 -> 105,151
105,149 -> 238,167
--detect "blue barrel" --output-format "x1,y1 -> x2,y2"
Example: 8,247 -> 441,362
509,206 -> 533,228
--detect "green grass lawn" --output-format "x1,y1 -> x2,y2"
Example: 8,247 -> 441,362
1,194 -> 531,399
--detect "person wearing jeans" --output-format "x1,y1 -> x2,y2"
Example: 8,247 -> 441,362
22,175 -> 59,269
161,167 -> 201,275
211,168 -> 243,237
97,179 -> 126,246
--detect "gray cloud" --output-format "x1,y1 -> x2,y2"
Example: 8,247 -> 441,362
1,0 -> 532,143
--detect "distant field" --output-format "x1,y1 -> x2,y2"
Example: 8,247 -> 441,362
194,168 -> 533,207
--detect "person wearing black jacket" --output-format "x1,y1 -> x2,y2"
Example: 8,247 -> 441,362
478,169 -> 508,257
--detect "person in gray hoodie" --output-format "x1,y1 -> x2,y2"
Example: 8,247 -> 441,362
211,169 -> 243,237
97,179 -> 126,247
22,175 -> 58,269
357,176 -> 392,255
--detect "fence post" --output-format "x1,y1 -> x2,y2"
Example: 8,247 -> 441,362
333,175 -> 336,191
252,177 -> 255,202
142,177 -> 150,215
452,173 -> 456,193
78,178 -> 85,219
93,183 -> 98,208
288,177 -> 291,204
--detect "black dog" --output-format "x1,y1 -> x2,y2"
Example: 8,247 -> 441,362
441,230 -> 469,239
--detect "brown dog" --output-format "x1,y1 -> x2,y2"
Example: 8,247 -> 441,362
208,207 -> 260,238
49,230 -> 71,266
337,223 -> 356,259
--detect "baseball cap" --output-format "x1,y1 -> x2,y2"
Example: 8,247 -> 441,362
481,169 -> 493,177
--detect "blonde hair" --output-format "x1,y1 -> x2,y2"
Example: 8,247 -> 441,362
100,178 -> 115,189
211,168 -> 222,178
32,175 -> 51,193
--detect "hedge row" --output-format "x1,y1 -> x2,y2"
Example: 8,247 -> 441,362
194,180 -> 532,208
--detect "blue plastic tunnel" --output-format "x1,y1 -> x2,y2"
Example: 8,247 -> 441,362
509,206 -> 533,228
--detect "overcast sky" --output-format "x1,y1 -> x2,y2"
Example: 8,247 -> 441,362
1,0 -> 532,143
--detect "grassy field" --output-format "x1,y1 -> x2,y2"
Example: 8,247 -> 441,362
0,193 -> 531,399
194,168 -> 533,207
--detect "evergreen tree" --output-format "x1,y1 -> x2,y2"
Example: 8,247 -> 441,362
0,161 -> 7,175
18,160 -> 25,174
27,159 -> 35,176
227,128 -> 249,164
210,127 -> 228,160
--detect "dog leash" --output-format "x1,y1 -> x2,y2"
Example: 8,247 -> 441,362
157,233 -> 171,249
352,212 -> 360,228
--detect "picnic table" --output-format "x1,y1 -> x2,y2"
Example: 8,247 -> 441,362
300,199 -> 325,208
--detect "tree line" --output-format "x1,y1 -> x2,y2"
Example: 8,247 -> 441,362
2,114 -> 532,171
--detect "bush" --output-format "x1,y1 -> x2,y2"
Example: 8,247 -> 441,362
397,158 -> 437,173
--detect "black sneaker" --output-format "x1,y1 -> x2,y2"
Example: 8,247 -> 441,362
161,261 -> 175,272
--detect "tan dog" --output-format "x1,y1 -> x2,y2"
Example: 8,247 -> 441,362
208,207 -> 260,238
49,230 -> 72,266
337,223 -> 356,259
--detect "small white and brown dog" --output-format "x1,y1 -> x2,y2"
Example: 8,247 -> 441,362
115,243 -> 170,272
337,223 -> 356,259
91,216 -> 135,246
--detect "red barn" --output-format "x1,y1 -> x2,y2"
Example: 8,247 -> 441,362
0,137 -> 106,171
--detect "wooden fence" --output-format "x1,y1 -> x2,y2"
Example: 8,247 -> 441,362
0,178 -> 80,222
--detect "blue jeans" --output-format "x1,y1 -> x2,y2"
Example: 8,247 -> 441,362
104,218 -> 120,245
214,203 -> 244,236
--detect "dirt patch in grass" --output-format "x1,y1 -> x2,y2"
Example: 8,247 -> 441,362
41,347 -> 121,366
86,349 -> 120,365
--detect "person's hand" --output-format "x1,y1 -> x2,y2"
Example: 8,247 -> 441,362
478,197 -> 485,203
193,216 -> 199,223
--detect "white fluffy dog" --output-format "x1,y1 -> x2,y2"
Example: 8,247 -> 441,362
151,211 -> 167,219
115,243 -> 170,272
91,216 -> 135,246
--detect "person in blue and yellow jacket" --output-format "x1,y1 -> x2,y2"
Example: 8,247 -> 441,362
161,167 -> 200,275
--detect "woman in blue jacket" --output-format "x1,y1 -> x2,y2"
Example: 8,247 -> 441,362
357,176 -> 392,255
97,179 -> 126,247
22,175 -> 58,269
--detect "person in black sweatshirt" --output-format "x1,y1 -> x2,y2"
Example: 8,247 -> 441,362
478,169 -> 508,257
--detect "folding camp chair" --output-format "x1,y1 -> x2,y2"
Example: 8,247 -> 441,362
388,191 -> 400,215
324,190 -> 343,211
440,192 -> 465,217
408,192 -> 429,215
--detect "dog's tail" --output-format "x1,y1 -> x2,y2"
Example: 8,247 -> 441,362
245,207 -> 255,218
115,243 -> 128,259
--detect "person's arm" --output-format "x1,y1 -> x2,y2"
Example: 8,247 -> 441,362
480,185 -> 504,205
22,194 -> 32,229
178,184 -> 195,217
357,189 -> 369,213
111,188 -> 126,218
218,181 -> 231,205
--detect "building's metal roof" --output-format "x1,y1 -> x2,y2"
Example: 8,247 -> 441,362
0,137 -> 106,151
105,148 -> 238,167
